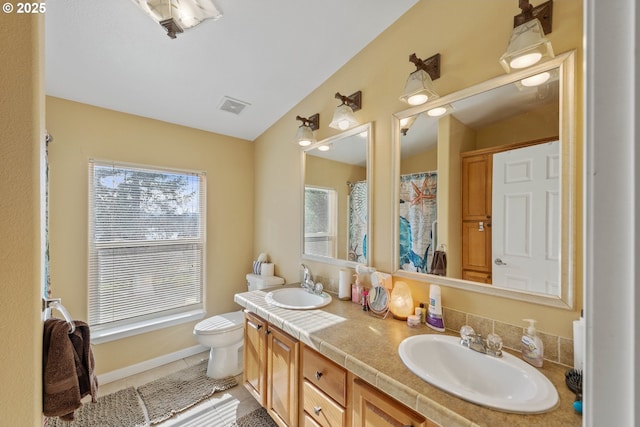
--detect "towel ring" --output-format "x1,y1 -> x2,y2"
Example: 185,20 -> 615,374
43,299 -> 76,334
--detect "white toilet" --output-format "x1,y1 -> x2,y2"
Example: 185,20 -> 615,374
193,274 -> 285,378
193,311 -> 245,379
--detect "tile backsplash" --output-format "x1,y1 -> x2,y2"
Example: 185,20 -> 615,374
443,306 -> 575,367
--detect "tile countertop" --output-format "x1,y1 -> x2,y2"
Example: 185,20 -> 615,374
234,290 -> 582,427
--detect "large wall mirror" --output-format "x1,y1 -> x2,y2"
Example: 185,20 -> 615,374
392,51 -> 576,309
302,122 -> 373,267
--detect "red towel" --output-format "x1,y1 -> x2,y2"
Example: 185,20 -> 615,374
42,318 -> 98,421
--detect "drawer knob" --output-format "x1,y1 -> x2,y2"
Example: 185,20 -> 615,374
313,406 -> 322,415
315,371 -> 323,381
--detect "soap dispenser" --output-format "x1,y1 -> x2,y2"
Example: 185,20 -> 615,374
521,319 -> 544,367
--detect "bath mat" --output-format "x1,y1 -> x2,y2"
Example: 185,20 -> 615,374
137,361 -> 238,425
230,407 -> 278,427
45,386 -> 145,427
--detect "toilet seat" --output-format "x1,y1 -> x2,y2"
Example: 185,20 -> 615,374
194,311 -> 244,335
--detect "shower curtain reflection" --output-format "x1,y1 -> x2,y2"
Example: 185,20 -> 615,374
347,180 -> 367,263
399,172 -> 437,273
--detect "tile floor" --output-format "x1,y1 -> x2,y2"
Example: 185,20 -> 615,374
96,351 -> 263,426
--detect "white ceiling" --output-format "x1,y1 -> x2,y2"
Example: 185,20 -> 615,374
45,0 -> 419,141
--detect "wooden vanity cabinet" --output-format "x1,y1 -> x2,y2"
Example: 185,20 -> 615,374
301,344 -> 348,427
352,378 -> 437,427
243,312 -> 299,427
245,312 -> 438,427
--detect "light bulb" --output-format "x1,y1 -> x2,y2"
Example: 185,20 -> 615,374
510,52 -> 543,69
521,72 -> 551,87
427,107 -> 447,117
407,93 -> 429,106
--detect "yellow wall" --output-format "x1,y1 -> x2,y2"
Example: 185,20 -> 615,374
46,97 -> 254,374
400,146 -> 437,175
438,115 -> 477,279
0,14 -> 45,427
475,102 -> 559,150
254,0 -> 583,338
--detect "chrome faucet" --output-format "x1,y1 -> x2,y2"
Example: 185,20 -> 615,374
460,325 -> 503,358
300,263 -> 323,295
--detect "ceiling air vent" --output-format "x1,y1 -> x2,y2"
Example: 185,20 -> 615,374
218,96 -> 251,115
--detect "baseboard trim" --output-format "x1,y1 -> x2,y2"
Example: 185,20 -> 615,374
98,344 -> 209,385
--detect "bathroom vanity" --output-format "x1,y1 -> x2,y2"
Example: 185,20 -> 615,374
235,290 -> 581,427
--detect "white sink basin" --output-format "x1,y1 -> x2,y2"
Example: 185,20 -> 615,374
265,288 -> 332,310
398,334 -> 558,413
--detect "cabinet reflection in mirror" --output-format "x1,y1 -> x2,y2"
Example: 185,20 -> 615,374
393,51 -> 576,309
302,122 -> 373,267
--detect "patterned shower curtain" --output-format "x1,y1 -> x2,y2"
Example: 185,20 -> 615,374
347,181 -> 367,263
398,171 -> 437,273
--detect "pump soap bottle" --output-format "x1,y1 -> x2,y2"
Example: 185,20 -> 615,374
521,319 -> 544,367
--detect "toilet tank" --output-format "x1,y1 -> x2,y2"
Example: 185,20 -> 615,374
246,274 -> 285,291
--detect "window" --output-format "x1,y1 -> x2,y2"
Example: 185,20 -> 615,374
88,161 -> 206,343
304,186 -> 337,258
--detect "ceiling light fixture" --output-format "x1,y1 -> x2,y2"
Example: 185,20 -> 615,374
329,91 -> 362,131
294,114 -> 319,147
499,0 -> 554,72
131,0 -> 223,39
400,53 -> 441,106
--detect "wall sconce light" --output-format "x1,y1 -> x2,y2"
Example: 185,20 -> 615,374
400,53 -> 441,106
329,91 -> 362,131
131,0 -> 223,39
499,0 -> 554,72
399,116 -> 417,136
294,114 -> 319,147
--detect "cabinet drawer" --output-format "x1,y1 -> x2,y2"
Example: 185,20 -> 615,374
303,413 -> 322,427
302,346 -> 347,406
303,381 -> 346,427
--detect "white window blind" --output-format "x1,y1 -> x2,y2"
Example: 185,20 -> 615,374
88,161 -> 206,336
304,186 -> 337,258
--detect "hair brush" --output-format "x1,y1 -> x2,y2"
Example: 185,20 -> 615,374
565,368 -> 583,414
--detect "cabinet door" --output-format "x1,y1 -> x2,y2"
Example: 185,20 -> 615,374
352,379 -> 435,427
461,154 -> 492,220
244,312 -> 267,405
461,220 -> 492,275
461,153 -> 493,283
267,326 -> 299,427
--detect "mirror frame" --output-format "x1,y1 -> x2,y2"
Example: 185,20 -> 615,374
392,51 -> 576,309
301,122 -> 374,268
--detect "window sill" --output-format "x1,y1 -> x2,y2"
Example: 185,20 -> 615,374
91,309 -> 205,345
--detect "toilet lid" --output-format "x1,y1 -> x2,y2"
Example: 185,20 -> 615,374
194,311 -> 244,335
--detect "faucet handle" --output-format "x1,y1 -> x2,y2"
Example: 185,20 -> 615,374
460,325 -> 475,344
314,282 -> 324,294
460,325 -> 475,338
486,333 -> 503,356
